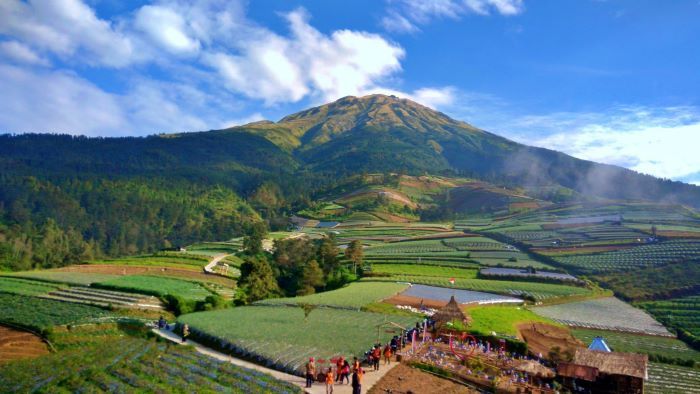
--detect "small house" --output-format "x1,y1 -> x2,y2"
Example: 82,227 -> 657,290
432,296 -> 471,329
557,348 -> 647,394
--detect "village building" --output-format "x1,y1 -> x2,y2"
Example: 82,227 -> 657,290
557,347 -> 648,394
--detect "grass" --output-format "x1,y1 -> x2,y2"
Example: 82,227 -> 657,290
466,305 -> 559,336
0,293 -> 112,331
179,306 -> 416,375
95,275 -> 213,301
370,264 -> 478,279
0,329 -> 300,393
256,282 -> 409,309
571,328 -> 700,364
4,271 -> 119,286
0,277 -> 64,296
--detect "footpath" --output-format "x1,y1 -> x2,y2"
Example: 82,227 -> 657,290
152,327 -> 399,394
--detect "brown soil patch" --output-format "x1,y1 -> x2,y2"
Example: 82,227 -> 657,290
0,326 -> 50,363
385,295 -> 451,310
55,265 -> 235,287
368,362 -> 478,394
516,322 -> 584,359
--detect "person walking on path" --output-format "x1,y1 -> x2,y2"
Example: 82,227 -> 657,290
351,367 -> 363,394
305,357 -> 316,388
335,356 -> 344,382
325,367 -> 334,394
372,346 -> 381,371
383,344 -> 392,365
340,360 -> 350,384
181,324 -> 190,343
353,357 -> 360,372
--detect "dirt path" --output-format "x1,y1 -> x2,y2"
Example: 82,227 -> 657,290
152,327 -> 399,394
203,253 -> 229,274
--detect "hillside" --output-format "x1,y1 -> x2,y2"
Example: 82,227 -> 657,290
233,94 -> 700,206
2,94 -> 700,270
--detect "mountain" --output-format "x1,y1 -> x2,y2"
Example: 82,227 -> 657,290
231,94 -> 700,206
1,94 -> 699,270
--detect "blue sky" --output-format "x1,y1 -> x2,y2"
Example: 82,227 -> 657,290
1,0 -> 699,184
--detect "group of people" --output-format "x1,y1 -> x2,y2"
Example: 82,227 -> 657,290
305,356 -> 364,394
368,344 -> 393,371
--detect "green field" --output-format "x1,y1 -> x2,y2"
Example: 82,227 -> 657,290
0,332 -> 300,393
256,282 -> 408,309
571,328 -> 700,365
91,253 -> 210,270
638,296 -> 700,339
96,275 -> 213,301
0,293 -> 112,331
362,276 -> 592,301
0,277 -> 63,295
371,264 -> 478,279
179,306 -> 416,374
5,271 -> 119,286
468,305 -> 558,336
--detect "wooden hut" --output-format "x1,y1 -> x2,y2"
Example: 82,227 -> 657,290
432,296 -> 471,328
557,348 -> 647,394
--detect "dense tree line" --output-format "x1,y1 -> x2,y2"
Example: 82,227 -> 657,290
237,230 -> 357,303
0,176 -> 260,271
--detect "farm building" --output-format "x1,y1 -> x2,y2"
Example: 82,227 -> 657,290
588,336 -> 612,352
557,348 -> 648,394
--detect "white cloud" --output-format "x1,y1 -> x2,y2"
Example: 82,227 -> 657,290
0,0 -> 136,67
0,64 -> 125,135
134,5 -> 200,55
383,0 -> 524,33
205,9 -> 405,104
0,40 -> 50,66
492,106 -> 700,183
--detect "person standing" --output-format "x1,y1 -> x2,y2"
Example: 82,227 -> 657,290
372,346 -> 381,371
341,360 -> 351,384
305,357 -> 316,388
181,324 -> 190,343
352,367 -> 363,394
335,356 -> 345,382
325,367 -> 334,394
383,344 -> 392,365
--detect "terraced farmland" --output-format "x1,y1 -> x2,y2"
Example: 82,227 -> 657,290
0,293 -> 112,331
179,306 -> 416,375
96,275 -> 213,301
553,240 -> 700,274
5,271 -> 119,286
0,325 -> 50,363
371,264 -> 478,279
647,362 -> 700,394
571,328 -> 700,364
256,282 -> 408,309
362,276 -> 592,301
533,297 -> 671,336
0,336 -> 301,393
638,296 -> 700,338
0,277 -> 63,295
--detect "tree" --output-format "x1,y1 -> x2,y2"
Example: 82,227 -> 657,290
318,234 -> 340,274
298,302 -> 318,322
238,256 -> 280,302
243,221 -> 267,255
344,240 -> 364,276
297,260 -> 324,296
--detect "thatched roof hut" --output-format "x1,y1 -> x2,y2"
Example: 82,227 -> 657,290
514,360 -> 556,378
558,349 -> 648,380
432,296 -> 471,328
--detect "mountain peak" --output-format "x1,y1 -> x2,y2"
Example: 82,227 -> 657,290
234,93 -> 479,150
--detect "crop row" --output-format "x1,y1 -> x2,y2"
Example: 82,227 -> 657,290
0,336 -> 300,393
0,277 -> 63,296
646,362 -> 700,394
256,282 -> 409,309
0,293 -> 112,331
179,306 -> 416,375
